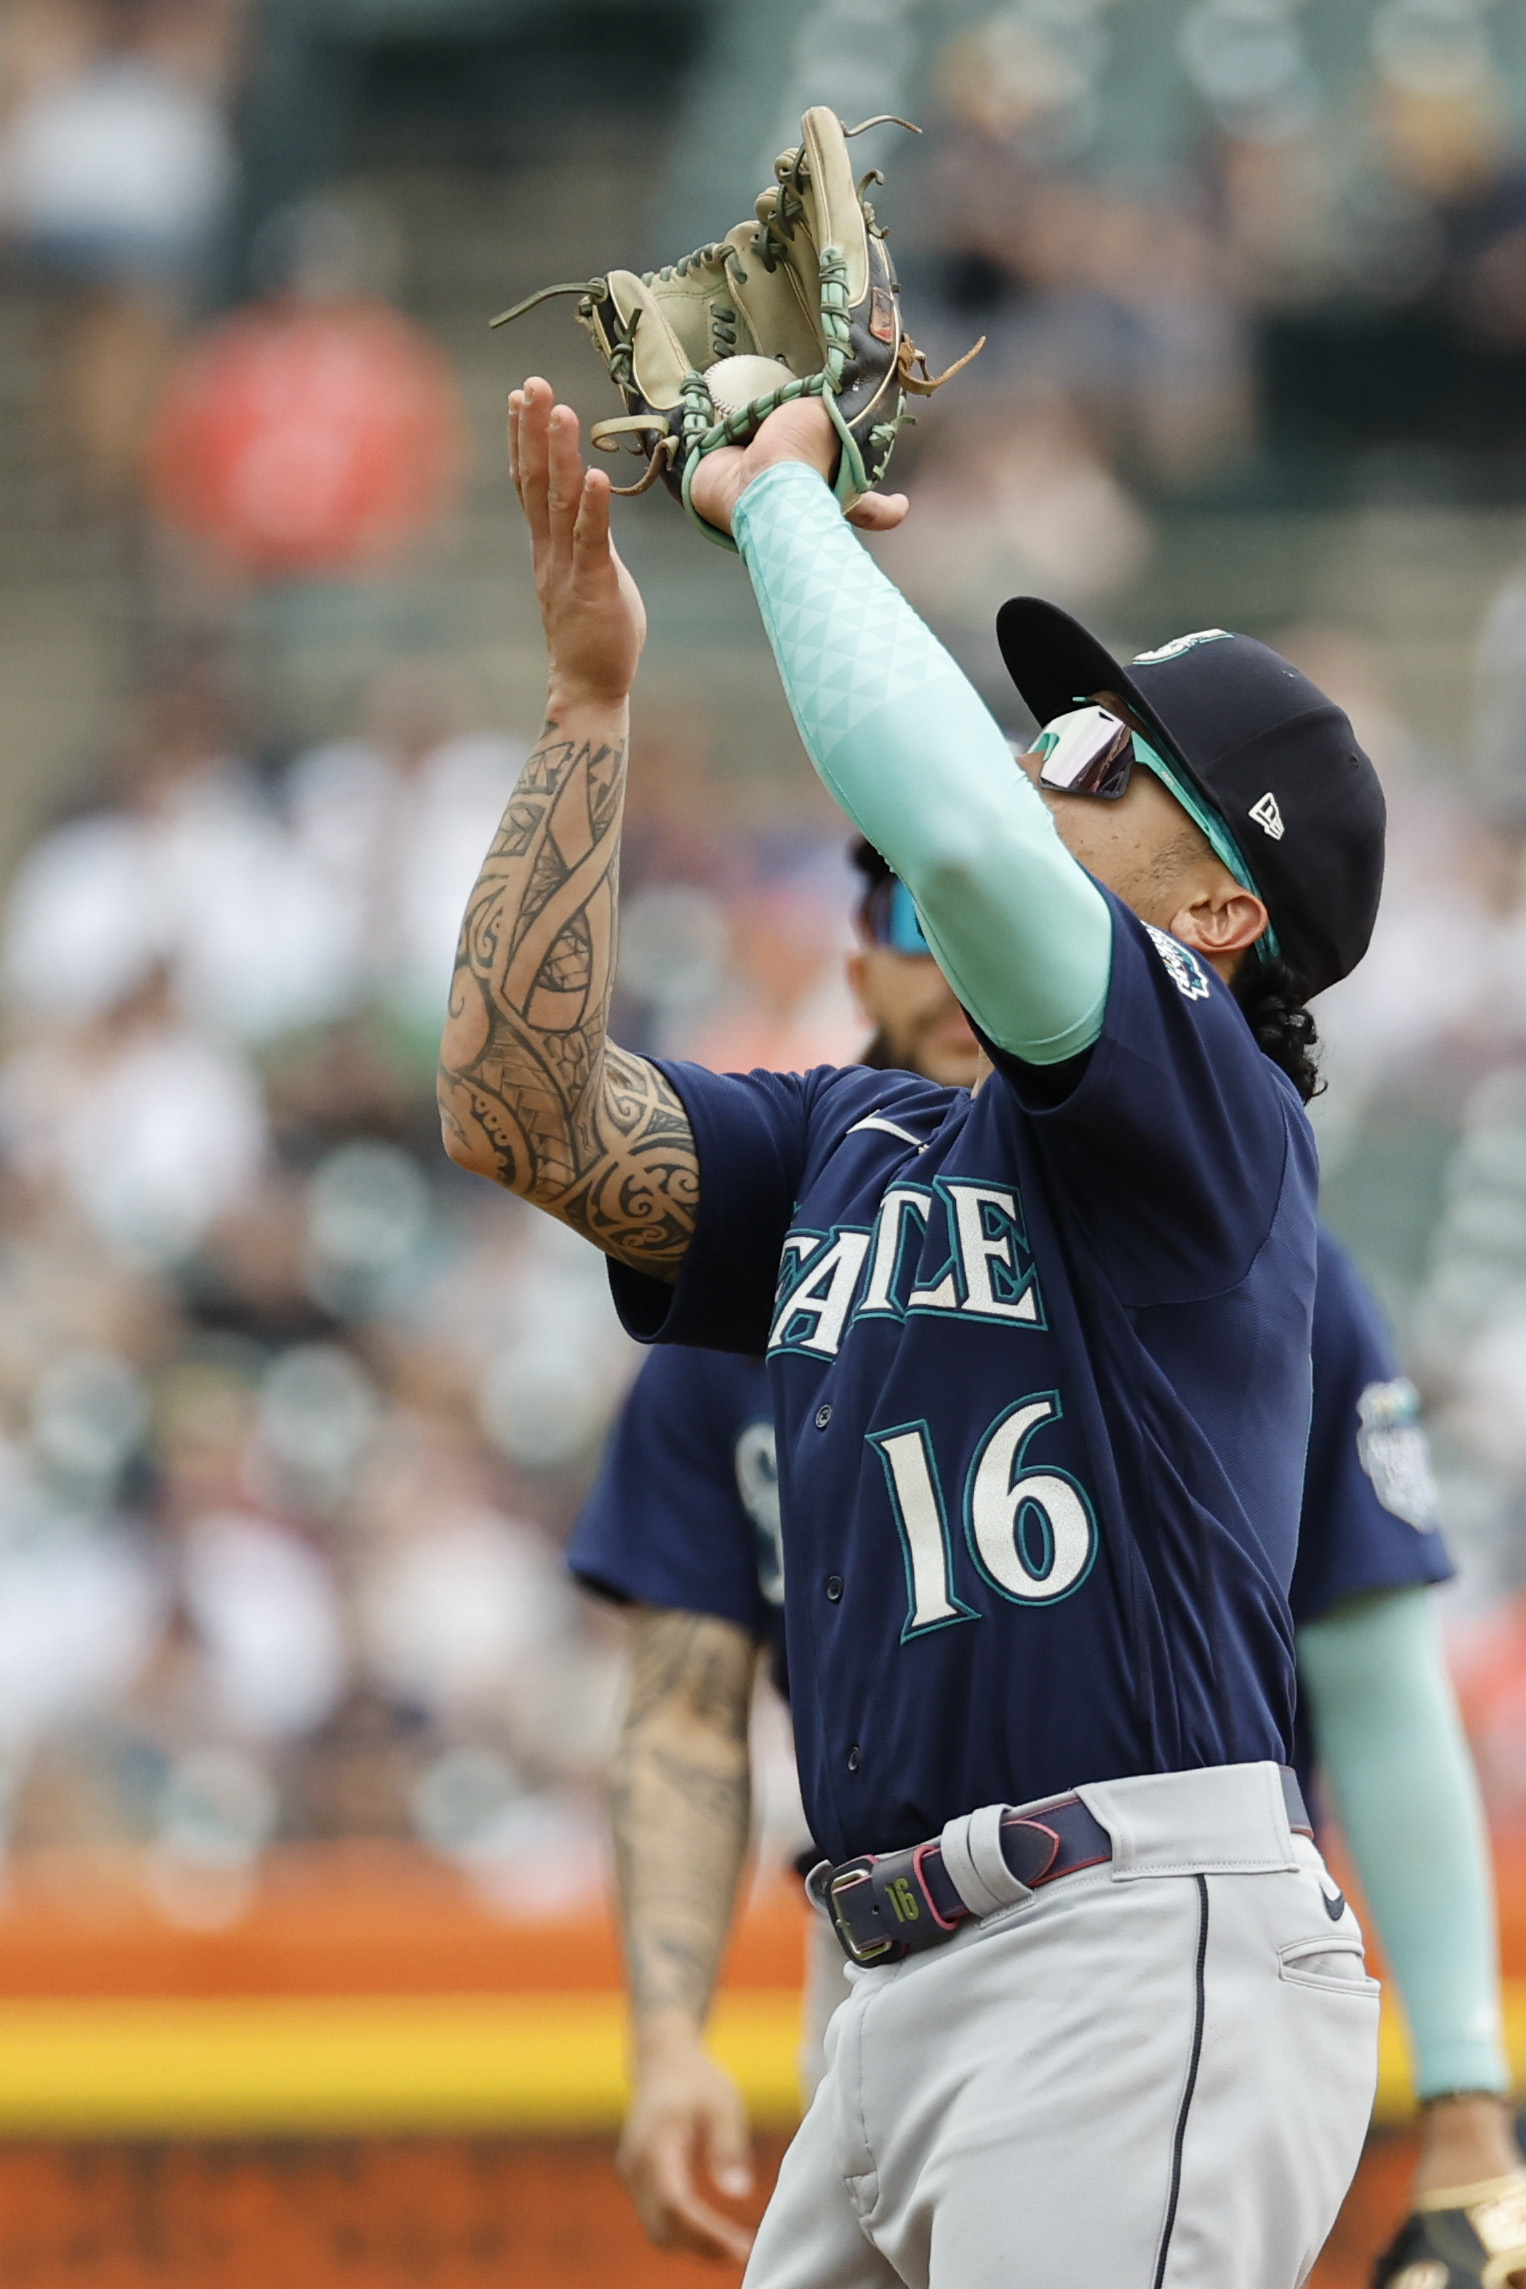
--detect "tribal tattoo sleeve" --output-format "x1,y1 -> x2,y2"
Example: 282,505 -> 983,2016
610,1608 -> 758,2028
438,714 -> 699,1277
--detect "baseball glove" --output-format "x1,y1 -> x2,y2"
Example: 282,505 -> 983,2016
1373,2171 -> 1526,2289
492,106 -> 980,546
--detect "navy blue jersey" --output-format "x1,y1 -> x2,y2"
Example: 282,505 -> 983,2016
572,1229 -> 1453,1822
572,1235 -> 1450,1655
567,1345 -> 786,1679
609,896 -> 1320,1866
1289,1226 -> 1452,1802
1291,1226 -> 1452,1626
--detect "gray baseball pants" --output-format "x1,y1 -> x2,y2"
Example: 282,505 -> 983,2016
753,1762 -> 1379,2289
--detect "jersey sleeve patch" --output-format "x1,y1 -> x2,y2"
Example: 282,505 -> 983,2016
1143,924 -> 1212,1002
1355,1377 -> 1440,1531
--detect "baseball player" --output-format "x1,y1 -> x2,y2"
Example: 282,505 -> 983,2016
442,380 -> 1385,2288
571,842 -> 1521,2279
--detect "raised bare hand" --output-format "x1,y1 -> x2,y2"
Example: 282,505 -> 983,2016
686,396 -> 910,540
509,378 -> 647,710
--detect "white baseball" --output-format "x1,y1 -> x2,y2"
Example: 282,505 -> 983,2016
703,354 -> 795,415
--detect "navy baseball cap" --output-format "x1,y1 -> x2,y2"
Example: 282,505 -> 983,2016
994,600 -> 1386,998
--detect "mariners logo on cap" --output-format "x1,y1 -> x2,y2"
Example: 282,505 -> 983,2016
1131,629 -> 1233,664
1249,792 -> 1285,840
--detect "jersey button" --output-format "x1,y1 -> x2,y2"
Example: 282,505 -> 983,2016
814,1404 -> 832,1430
846,1744 -> 861,1773
826,1575 -> 843,1602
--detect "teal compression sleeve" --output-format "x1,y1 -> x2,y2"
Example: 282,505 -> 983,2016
732,462 -> 1112,1063
1297,1587 -> 1508,2098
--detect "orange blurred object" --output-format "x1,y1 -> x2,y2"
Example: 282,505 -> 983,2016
0,2133 -> 788,2287
143,300 -> 466,577
0,1848 -> 799,2282
1448,1597 -> 1526,1829
0,1843 -> 806,1999
0,2126 -> 1421,2289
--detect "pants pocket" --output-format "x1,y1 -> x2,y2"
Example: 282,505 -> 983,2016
1277,1932 -> 1381,1997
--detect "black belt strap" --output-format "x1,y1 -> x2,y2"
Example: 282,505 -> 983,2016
815,1767 -> 1312,1966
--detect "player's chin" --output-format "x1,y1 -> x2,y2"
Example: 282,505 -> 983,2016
920,1021 -> 982,1090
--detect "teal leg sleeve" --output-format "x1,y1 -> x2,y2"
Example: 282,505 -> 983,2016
732,463 -> 1111,1065
1297,1588 -> 1509,2098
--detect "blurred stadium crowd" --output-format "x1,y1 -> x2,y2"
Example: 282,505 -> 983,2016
0,623 -> 863,1910
6,0 -> 1526,1917
0,632 -> 865,1919
14,0 -> 1526,542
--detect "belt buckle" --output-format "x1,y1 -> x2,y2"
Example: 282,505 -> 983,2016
826,1846 -> 952,1966
826,1860 -> 900,1965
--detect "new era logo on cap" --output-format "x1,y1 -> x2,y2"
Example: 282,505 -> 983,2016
1249,792 -> 1285,840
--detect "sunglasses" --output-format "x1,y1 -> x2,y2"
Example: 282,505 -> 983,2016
862,875 -> 933,957
1028,704 -> 1150,801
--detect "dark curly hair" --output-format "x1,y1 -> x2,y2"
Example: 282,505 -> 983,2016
1232,955 -> 1322,1103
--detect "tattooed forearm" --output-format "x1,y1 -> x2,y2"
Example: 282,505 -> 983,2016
610,1609 -> 757,2028
438,711 -> 698,1275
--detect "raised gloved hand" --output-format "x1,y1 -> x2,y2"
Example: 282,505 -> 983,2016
493,106 -> 979,545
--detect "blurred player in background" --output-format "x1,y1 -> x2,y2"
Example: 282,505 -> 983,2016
571,844 -> 1521,2278
568,841 -> 980,2266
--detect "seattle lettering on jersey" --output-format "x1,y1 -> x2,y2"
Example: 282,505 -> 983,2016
767,1177 -> 1046,1358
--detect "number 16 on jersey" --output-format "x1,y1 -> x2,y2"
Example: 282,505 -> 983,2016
869,1393 -> 1097,1642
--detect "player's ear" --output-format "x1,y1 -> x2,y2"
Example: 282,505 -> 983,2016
1169,880 -> 1268,976
845,946 -> 871,1020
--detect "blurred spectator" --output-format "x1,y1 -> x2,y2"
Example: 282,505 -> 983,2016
0,1163 -> 176,1420
1469,546 -> 1526,835
677,857 -> 861,1075
0,0 -> 243,506
178,1506 -> 344,1737
348,1410 -> 578,1741
0,7 -> 235,279
144,196 -> 467,581
1281,626 -> 1505,1161
1,647 -> 344,1041
409,1196 -> 642,1482
0,965 -> 268,1265
285,662 -> 524,1060
0,1498 -> 160,1788
880,396 -> 1152,616
916,103 -> 1250,491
